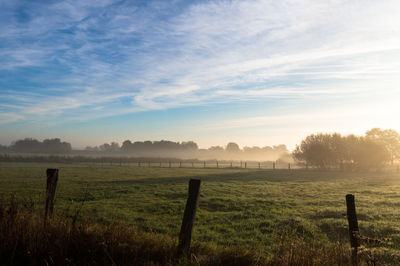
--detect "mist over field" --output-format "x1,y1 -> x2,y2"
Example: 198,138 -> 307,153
1,127 -> 399,171
0,137 -> 291,162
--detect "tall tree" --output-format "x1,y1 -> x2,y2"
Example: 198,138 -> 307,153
293,134 -> 335,169
366,128 -> 400,165
226,142 -> 240,153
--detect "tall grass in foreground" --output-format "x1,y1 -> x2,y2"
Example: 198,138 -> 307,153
0,196 -> 385,265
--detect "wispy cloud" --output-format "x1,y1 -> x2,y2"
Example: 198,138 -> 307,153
0,0 -> 400,144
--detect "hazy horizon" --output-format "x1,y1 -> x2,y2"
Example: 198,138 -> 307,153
1,1 -> 400,149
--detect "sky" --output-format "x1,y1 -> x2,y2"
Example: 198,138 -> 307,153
1,0 -> 400,150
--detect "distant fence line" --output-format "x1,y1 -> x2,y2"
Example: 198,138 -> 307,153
1,153 -> 399,172
135,161 -> 294,170
0,153 -> 295,169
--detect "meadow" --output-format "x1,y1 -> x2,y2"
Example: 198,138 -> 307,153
1,162 -> 400,264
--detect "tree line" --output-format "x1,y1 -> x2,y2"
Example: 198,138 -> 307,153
85,140 -> 289,161
293,128 -> 400,170
0,138 -> 289,161
2,128 -> 398,167
1,138 -> 72,154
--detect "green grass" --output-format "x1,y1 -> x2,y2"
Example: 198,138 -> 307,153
1,162 -> 400,257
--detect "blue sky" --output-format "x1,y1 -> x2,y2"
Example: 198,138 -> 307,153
1,0 -> 400,149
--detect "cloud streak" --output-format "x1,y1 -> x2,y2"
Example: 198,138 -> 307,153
0,0 -> 400,146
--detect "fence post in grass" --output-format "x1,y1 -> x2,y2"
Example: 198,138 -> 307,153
44,168 -> 59,223
230,162 -> 233,168
288,163 -> 291,170
258,162 -> 261,169
204,161 -> 206,168
245,162 -> 247,169
346,194 -> 360,265
273,162 -> 276,170
216,161 -> 219,168
178,179 -> 201,258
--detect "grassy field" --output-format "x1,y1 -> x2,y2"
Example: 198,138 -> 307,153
1,162 -> 400,258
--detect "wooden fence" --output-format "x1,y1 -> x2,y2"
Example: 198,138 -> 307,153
134,161 -> 293,170
345,194 -> 393,265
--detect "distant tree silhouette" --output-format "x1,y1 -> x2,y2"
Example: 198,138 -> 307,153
0,144 -> 9,152
181,141 -> 198,150
10,138 -> 72,154
208,146 -> 224,151
240,146 -> 281,162
293,132 -> 391,171
99,143 -> 111,152
226,142 -> 240,153
350,136 -> 390,170
42,138 -> 72,153
84,146 -> 99,152
11,138 -> 41,153
121,140 -> 132,152
3,137 -> 291,161
366,128 -> 400,165
272,144 -> 288,152
118,140 -> 199,156
293,134 -> 336,169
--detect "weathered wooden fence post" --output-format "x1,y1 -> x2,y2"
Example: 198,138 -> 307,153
204,161 -> 206,168
245,162 -> 247,169
216,161 -> 219,168
178,179 -> 201,258
346,194 -> 360,265
258,162 -> 261,169
288,163 -> 291,170
44,168 -> 59,223
273,162 -> 276,170
230,162 -> 233,168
